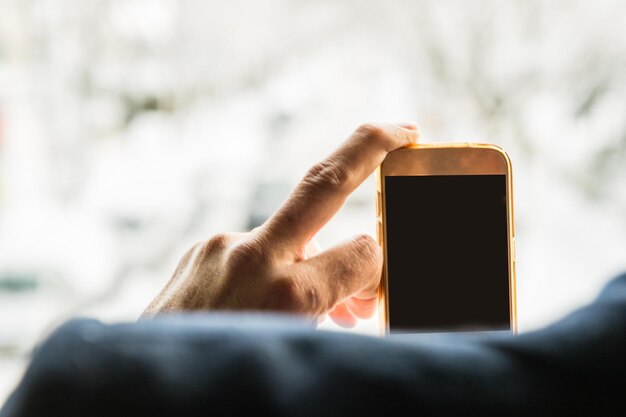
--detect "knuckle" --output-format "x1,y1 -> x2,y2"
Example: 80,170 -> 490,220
225,239 -> 267,270
219,238 -> 271,294
197,233 -> 231,258
353,234 -> 381,261
209,233 -> 230,248
356,123 -> 386,142
355,123 -> 410,150
304,159 -> 351,192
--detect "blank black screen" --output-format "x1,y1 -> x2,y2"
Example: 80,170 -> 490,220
385,175 -> 510,332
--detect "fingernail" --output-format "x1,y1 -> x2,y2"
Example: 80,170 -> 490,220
396,121 -> 419,130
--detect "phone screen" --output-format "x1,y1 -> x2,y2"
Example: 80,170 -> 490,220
384,174 -> 510,333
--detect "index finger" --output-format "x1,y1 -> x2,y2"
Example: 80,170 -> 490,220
262,122 -> 418,252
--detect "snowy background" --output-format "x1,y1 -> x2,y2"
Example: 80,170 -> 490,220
1,0 -> 625,403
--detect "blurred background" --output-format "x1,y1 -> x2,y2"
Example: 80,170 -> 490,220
1,0 -> 625,402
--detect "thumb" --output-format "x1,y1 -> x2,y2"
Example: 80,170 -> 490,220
293,234 -> 383,313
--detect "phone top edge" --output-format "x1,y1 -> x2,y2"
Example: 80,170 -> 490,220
404,142 -> 511,161
403,142 -> 504,150
381,144 -> 512,178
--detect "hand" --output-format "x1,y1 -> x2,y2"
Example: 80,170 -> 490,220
141,123 -> 419,326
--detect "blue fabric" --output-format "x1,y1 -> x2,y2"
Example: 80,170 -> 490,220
2,272 -> 626,416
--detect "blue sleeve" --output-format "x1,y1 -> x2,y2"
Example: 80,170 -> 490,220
2,273 -> 626,417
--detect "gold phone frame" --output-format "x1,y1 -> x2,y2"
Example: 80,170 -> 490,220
376,143 -> 517,336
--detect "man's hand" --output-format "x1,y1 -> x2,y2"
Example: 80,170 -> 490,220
141,123 -> 418,326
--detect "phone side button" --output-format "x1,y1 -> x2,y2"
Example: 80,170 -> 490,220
376,220 -> 383,243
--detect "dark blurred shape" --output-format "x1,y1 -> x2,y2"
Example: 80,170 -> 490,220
0,273 -> 38,293
123,95 -> 176,124
111,216 -> 144,232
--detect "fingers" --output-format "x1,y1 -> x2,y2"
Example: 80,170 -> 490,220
329,296 -> 377,327
331,294 -> 377,326
292,234 -> 383,313
346,296 -> 377,319
329,303 -> 357,328
262,123 -> 418,252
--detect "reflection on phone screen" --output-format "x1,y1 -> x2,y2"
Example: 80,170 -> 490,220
385,175 -> 510,333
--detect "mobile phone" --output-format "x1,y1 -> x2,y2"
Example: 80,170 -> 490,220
376,144 -> 516,335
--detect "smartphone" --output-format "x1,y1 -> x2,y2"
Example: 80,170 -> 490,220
376,144 -> 516,335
